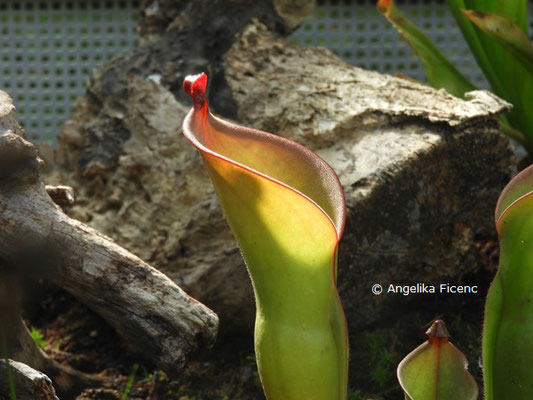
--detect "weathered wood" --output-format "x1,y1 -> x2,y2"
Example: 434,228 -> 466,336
45,185 -> 75,207
0,359 -> 59,400
0,92 -> 218,374
225,22 -> 510,143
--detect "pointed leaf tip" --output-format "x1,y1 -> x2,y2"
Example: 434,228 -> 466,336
183,73 -> 208,109
462,9 -> 533,76
426,319 -> 450,344
377,0 -> 391,14
462,10 -> 483,21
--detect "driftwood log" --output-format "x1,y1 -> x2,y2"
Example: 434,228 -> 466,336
0,91 -> 218,391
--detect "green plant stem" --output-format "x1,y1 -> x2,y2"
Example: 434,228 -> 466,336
0,325 -> 16,400
120,362 -> 138,400
499,118 -> 527,145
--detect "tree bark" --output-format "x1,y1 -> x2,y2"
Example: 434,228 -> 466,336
0,92 -> 218,376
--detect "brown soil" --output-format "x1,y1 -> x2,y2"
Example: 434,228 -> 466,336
21,238 -> 498,400
24,288 -> 264,400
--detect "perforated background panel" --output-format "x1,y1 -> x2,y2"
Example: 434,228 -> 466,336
0,0 -> 532,143
291,0 -> 533,86
0,0 -> 139,143
291,0 -> 489,86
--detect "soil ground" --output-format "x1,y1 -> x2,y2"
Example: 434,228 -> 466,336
21,238 -> 498,400
25,288 -> 264,400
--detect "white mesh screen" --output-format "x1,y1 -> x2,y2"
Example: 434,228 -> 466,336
0,0 -> 139,143
0,0 -> 532,144
291,0 -> 533,89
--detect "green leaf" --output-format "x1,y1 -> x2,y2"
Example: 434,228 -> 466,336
378,0 -> 476,98
446,0 -> 508,98
1,327 -> 16,400
378,0 -> 528,146
30,327 -> 47,350
447,0 -> 533,151
398,320 -> 478,400
463,10 -> 533,73
484,164 -> 533,399
121,363 -> 138,400
182,73 -> 348,400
